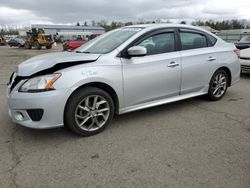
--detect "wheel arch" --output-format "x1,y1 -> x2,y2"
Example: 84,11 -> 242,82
65,82 -> 120,115
216,66 -> 232,86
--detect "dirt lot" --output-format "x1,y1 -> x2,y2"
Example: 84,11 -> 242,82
0,45 -> 250,188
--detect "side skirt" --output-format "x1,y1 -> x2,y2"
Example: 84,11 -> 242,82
118,89 -> 208,115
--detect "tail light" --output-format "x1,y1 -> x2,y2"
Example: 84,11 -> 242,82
234,49 -> 240,58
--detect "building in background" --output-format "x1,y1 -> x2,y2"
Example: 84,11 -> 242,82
198,26 -> 219,34
197,26 -> 250,43
31,24 -> 105,35
216,29 -> 250,43
18,24 -> 105,41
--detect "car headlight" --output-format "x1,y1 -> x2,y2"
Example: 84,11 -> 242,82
19,73 -> 61,92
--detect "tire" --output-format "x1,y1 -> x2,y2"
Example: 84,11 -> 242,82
64,87 -> 114,136
34,41 -> 41,50
25,42 -> 31,49
46,45 -> 52,49
17,44 -> 21,48
207,69 -> 229,101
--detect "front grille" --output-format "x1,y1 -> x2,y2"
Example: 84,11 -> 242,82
27,109 -> 44,121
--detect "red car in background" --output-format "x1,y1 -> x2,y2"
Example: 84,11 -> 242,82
63,38 -> 87,51
63,34 -> 100,51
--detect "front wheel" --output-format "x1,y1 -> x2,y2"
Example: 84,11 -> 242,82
207,69 -> 229,101
64,87 -> 114,136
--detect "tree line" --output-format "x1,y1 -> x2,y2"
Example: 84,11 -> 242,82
1,19 -> 250,35
191,19 -> 250,30
90,19 -> 250,31
0,28 -> 18,35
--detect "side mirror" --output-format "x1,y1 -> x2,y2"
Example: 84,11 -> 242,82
127,46 -> 147,57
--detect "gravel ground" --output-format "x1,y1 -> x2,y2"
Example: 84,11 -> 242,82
0,45 -> 250,188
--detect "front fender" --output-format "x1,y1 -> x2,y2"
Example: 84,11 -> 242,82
53,63 -> 124,111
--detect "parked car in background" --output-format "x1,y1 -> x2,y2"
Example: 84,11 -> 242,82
63,39 -> 87,51
235,36 -> 250,50
63,38 -> 87,51
63,34 -> 100,51
239,47 -> 250,72
8,38 -> 26,48
87,33 -> 101,40
7,24 -> 240,136
4,35 -> 17,43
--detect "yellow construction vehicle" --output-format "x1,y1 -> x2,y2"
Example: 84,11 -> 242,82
25,29 -> 54,49
0,35 -> 6,46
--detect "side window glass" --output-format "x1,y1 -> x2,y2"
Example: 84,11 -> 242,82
180,32 -> 207,50
207,34 -> 217,46
138,32 -> 175,55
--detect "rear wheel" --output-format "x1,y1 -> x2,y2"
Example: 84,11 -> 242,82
34,41 -> 41,50
207,69 -> 229,101
64,87 -> 114,136
46,45 -> 52,49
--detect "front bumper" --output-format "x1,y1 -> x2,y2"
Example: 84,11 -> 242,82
7,86 -> 68,129
240,58 -> 250,72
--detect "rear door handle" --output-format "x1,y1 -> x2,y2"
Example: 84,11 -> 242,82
207,57 -> 216,61
167,61 -> 179,68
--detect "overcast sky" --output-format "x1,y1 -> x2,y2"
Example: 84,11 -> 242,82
0,0 -> 250,27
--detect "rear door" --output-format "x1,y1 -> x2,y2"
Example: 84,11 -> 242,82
179,29 -> 218,94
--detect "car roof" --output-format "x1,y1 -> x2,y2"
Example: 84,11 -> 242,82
124,23 -> 208,33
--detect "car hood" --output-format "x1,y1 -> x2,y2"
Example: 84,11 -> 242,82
240,48 -> 250,58
17,52 -> 101,76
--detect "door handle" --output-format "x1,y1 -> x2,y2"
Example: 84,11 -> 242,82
207,57 -> 216,61
167,61 -> 179,68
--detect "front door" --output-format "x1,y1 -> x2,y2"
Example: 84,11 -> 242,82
121,31 -> 182,108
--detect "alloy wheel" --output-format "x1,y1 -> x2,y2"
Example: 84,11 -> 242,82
212,73 -> 227,98
74,95 -> 110,132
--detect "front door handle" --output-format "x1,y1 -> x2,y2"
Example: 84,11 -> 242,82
207,57 -> 216,61
167,61 -> 179,68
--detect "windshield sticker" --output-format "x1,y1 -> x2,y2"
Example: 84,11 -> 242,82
81,70 -> 97,77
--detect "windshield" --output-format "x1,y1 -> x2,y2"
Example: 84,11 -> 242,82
75,27 -> 142,54
240,36 -> 250,42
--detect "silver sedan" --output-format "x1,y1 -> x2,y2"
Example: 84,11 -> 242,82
7,24 -> 240,136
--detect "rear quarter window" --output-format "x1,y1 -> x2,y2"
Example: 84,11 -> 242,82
207,34 -> 217,47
